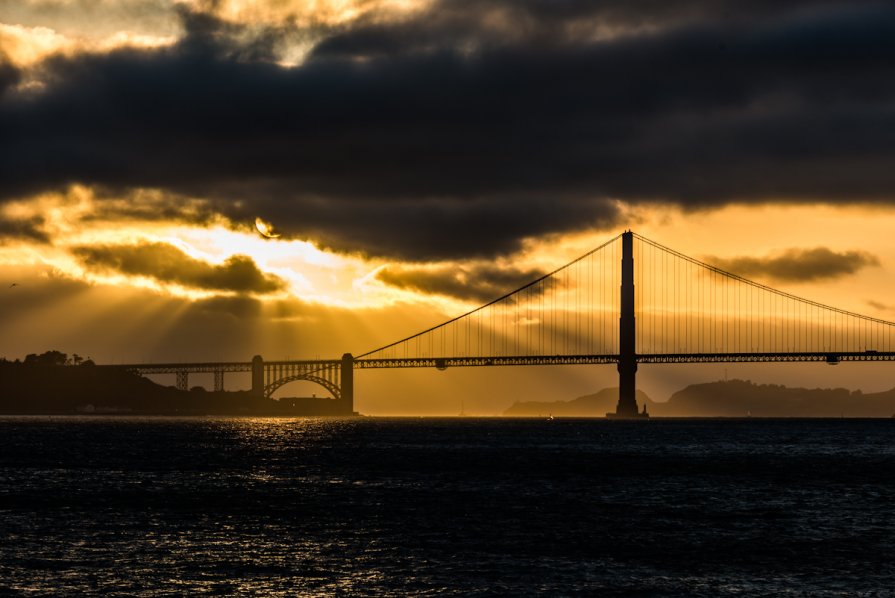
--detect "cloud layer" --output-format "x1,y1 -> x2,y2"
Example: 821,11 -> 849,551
707,247 -> 880,282
73,241 -> 287,293
377,262 -> 546,302
2,1 -> 894,259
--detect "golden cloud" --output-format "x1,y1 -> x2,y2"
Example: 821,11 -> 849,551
376,262 -> 546,302
72,240 -> 288,294
0,23 -> 175,69
178,0 -> 428,27
705,247 -> 881,283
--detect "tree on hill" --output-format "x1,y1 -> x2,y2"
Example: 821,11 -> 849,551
18,350 -> 94,366
24,350 -> 68,366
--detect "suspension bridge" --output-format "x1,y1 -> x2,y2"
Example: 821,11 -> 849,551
119,231 -> 895,417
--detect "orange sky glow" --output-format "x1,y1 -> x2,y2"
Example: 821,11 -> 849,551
2,0 -> 894,414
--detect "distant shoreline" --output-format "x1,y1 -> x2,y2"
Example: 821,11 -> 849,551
504,379 -> 895,418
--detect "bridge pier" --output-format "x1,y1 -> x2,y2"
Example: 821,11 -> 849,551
341,353 -> 354,415
610,230 -> 647,418
251,355 -> 264,398
616,360 -> 639,417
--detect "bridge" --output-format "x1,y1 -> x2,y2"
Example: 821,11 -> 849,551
117,231 -> 895,417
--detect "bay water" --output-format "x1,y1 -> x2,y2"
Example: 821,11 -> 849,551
1,416 -> 893,595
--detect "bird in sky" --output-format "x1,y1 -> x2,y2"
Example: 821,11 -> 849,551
9,283 -> 18,288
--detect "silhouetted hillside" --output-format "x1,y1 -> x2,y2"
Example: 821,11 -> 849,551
0,353 -> 345,415
503,388 -> 652,416
656,379 -> 895,417
505,379 -> 895,417
0,362 -> 264,414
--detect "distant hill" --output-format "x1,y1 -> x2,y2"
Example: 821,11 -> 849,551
503,387 -> 652,417
657,379 -> 895,417
504,379 -> 895,417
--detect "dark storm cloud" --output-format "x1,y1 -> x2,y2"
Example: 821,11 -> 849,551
0,56 -> 19,96
247,195 -> 620,259
80,187 -> 218,226
1,1 -> 895,258
706,247 -> 879,282
310,0 -> 852,58
377,262 -> 546,302
0,215 -> 47,243
72,241 -> 286,294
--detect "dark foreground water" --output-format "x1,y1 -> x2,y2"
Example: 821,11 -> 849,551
1,417 -> 894,596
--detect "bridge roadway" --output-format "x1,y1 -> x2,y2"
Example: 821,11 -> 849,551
116,360 -> 335,375
356,351 -> 895,367
117,350 -> 895,374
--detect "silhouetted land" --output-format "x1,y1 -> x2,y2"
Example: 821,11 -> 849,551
0,351 -> 343,415
505,379 -> 895,417
6,351 -> 895,417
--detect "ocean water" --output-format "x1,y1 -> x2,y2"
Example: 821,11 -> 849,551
0,416 -> 893,596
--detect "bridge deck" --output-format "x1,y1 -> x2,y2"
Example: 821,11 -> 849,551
355,352 -> 895,368
111,352 -> 895,374
113,360 -> 340,374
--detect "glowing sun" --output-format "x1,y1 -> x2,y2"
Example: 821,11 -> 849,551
255,217 -> 281,239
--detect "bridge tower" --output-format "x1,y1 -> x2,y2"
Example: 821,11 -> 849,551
610,230 -> 645,418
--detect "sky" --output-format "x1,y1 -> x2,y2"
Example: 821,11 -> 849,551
1,0 -> 895,414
